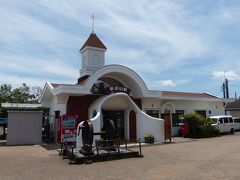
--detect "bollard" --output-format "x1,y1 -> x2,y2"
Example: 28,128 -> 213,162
118,138 -> 120,153
106,140 -> 110,154
60,138 -> 63,155
139,141 -> 142,156
138,138 -> 143,157
63,141 -> 68,157
125,139 -> 127,150
71,144 -> 74,161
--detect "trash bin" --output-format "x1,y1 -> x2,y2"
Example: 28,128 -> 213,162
181,124 -> 189,138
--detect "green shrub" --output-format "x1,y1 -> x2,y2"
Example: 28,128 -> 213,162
184,112 -> 204,137
183,112 -> 219,138
201,125 -> 220,138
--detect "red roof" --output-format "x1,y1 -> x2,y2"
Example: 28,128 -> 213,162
162,91 -> 218,98
80,33 -> 107,51
77,75 -> 89,85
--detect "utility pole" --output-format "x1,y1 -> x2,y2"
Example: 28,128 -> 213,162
222,82 -> 226,98
225,78 -> 229,98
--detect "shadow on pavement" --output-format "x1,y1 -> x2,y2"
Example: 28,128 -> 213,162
41,143 -> 60,150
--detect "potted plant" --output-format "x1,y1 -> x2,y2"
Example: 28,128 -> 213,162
144,133 -> 155,144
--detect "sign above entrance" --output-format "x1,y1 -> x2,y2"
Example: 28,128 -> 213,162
106,86 -> 131,95
91,83 -> 131,95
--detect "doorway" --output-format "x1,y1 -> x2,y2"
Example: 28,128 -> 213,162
161,114 -> 172,141
129,111 -> 136,140
102,110 -> 124,139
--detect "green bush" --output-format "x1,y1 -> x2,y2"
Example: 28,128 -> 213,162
201,125 -> 220,138
183,112 -> 219,138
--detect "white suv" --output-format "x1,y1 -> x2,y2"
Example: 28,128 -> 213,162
210,115 -> 235,134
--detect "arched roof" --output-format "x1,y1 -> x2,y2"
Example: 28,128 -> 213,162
84,65 -> 149,98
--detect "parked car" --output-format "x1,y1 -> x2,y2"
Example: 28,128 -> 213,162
233,117 -> 240,131
210,115 -> 235,134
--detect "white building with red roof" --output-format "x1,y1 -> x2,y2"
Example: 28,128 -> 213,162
41,32 -> 232,143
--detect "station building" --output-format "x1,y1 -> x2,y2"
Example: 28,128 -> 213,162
41,32 -> 229,142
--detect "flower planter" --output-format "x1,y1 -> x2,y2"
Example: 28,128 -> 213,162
144,137 -> 154,144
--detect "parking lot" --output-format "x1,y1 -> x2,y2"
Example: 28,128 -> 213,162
1,133 -> 240,180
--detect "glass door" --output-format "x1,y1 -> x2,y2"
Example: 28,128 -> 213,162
102,110 -> 124,139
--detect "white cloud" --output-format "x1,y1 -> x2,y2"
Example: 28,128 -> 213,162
157,80 -> 176,87
0,55 -> 78,79
0,0 -> 240,97
0,72 -> 45,88
176,79 -> 191,85
212,70 -> 239,80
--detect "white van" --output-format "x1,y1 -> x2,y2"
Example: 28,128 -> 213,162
210,115 -> 235,134
233,117 -> 240,131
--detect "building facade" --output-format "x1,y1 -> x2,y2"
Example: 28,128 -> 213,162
41,32 -> 230,143
226,100 -> 240,117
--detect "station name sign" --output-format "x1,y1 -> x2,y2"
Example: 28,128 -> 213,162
106,86 -> 131,95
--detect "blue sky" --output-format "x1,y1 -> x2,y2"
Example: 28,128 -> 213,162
1,0 -> 240,98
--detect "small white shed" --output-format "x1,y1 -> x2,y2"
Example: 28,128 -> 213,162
7,111 -> 42,145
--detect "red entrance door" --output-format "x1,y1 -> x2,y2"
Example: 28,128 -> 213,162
129,111 -> 136,140
163,114 -> 172,141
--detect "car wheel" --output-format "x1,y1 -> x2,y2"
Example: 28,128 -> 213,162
230,128 -> 235,134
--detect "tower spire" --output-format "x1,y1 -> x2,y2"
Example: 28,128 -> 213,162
91,14 -> 95,33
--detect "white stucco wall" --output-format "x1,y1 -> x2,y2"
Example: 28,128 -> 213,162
142,98 -> 225,136
76,93 -> 165,150
171,100 -> 225,117
42,94 -> 68,142
142,99 -> 225,118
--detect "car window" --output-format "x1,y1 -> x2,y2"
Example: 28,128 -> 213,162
234,118 -> 240,123
210,118 -> 218,123
223,118 -> 229,123
229,118 -> 233,123
219,118 -> 223,124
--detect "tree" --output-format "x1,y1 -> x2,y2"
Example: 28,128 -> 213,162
0,83 -> 43,104
30,86 -> 43,103
11,83 -> 30,103
0,84 -> 12,103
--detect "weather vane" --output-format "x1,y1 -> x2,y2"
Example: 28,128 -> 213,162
91,14 -> 95,33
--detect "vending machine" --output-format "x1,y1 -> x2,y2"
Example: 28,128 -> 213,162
57,114 -> 78,144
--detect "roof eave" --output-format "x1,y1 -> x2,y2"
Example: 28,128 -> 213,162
80,46 -> 107,53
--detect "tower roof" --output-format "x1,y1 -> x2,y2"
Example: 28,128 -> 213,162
80,33 -> 107,51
